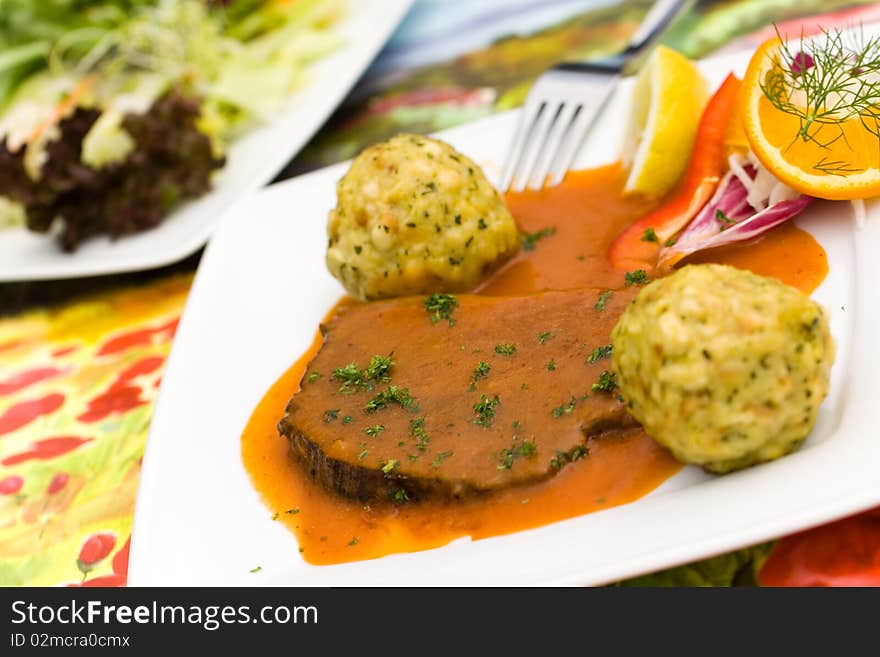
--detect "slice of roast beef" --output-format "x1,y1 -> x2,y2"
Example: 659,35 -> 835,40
278,287 -> 637,502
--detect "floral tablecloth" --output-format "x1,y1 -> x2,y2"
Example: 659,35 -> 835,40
1,0 -> 878,587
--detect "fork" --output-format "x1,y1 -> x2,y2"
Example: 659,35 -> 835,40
499,0 -> 692,193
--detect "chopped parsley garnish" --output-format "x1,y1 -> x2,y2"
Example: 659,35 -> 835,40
715,208 -> 736,230
641,227 -> 659,243
307,371 -> 321,383
494,343 -> 517,356
470,361 -> 491,389
521,227 -> 557,251
591,370 -> 618,393
250,566 -> 262,573
365,385 -> 416,413
478,217 -> 488,230
431,450 -> 454,468
331,363 -> 360,389
342,415 -> 354,425
347,537 -> 359,547
285,508 -> 300,515
364,424 -> 385,437
551,396 -> 578,418
391,489 -> 410,503
357,449 -> 369,460
546,359 -> 556,371
664,237 -> 677,247
332,354 -> 393,394
550,445 -> 589,470
624,269 -> 649,286
595,290 -> 613,310
323,409 -> 340,423
364,354 -> 394,381
410,417 -> 430,451
473,394 -> 500,427
424,293 -> 459,325
537,331 -> 553,344
587,344 -> 613,364
498,438 -> 537,470
380,459 -> 399,476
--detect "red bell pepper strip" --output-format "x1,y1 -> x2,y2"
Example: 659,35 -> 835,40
608,73 -> 742,272
759,507 -> 880,586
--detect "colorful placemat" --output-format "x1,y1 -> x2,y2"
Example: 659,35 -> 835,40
0,274 -> 191,586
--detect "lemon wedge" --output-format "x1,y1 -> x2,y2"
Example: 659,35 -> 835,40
622,45 -> 708,198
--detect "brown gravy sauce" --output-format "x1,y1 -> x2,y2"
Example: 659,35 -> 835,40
241,163 -> 828,565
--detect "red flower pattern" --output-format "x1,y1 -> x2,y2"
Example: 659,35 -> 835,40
2,436 -> 92,466
0,393 -> 65,436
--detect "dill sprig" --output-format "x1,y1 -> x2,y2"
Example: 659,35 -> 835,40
761,26 -> 880,174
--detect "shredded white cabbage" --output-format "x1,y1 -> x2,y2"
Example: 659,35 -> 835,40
728,151 -> 800,212
851,198 -> 866,230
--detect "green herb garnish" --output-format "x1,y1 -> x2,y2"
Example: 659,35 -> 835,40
591,370 -> 618,393
380,459 -> 399,476
715,208 -> 736,230
364,424 -> 385,437
551,396 -> 578,418
332,354 -> 393,394
521,227 -> 557,251
624,269 -> 649,286
498,438 -> 537,470
641,227 -> 659,243
546,359 -> 556,371
595,290 -> 613,310
365,386 -> 415,413
470,361 -> 491,389
424,293 -> 459,325
587,344 -> 613,364
473,394 -> 500,427
550,445 -> 589,469
431,450 -> 454,468
494,343 -> 517,356
323,409 -> 340,423
538,331 -> 553,344
410,417 -> 430,451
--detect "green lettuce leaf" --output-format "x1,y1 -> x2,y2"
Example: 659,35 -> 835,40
618,543 -> 775,587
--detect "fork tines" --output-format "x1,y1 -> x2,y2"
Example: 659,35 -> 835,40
499,64 -> 620,193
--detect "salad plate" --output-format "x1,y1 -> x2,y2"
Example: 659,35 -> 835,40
0,0 -> 413,282
129,47 -> 880,586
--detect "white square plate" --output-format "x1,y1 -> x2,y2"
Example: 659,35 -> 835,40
129,50 -> 880,586
0,0 -> 413,282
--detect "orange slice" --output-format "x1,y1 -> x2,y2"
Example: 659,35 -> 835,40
742,36 -> 880,200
